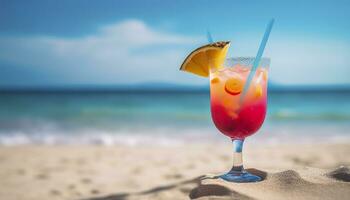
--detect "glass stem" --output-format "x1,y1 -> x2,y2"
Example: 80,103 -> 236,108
231,139 -> 244,172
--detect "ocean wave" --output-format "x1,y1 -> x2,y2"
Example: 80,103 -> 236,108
0,125 -> 349,146
270,110 -> 350,121
0,131 -> 184,146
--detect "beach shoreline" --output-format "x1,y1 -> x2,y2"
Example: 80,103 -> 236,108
0,143 -> 349,200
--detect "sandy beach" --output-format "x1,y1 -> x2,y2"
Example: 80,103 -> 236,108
0,143 -> 349,200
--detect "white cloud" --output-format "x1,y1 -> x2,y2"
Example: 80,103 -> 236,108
268,38 -> 350,85
0,20 -> 349,86
0,19 -> 205,86
230,35 -> 350,85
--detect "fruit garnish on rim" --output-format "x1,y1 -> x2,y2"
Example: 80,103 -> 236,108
180,41 -> 230,77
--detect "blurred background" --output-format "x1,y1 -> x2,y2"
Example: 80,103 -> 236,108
0,0 -> 349,146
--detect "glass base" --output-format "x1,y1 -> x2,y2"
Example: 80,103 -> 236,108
219,169 -> 262,183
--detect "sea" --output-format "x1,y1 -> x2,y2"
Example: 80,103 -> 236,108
0,90 -> 349,146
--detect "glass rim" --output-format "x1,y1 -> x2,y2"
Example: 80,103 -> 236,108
224,57 -> 270,68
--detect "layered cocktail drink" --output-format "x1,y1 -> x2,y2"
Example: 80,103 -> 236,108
180,40 -> 272,182
210,59 -> 268,139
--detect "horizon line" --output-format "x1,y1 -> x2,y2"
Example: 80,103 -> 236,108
1,84 -> 350,93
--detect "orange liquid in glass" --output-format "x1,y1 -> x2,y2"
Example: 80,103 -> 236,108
210,66 -> 268,139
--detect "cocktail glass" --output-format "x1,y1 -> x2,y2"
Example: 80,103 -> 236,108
210,57 -> 270,182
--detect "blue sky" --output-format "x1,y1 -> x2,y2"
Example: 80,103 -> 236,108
0,0 -> 349,87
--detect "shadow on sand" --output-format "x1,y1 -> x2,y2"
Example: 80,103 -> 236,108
81,169 -> 266,200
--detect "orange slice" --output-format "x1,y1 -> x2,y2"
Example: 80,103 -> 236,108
211,77 -> 220,84
180,41 -> 230,77
255,85 -> 263,98
228,110 -> 238,119
225,77 -> 243,95
262,70 -> 268,81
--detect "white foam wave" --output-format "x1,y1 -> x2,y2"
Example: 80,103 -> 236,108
0,124 -> 349,146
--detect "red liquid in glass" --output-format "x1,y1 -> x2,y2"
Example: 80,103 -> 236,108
210,66 -> 268,139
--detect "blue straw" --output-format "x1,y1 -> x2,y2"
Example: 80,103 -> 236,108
207,30 -> 214,43
240,19 -> 274,103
